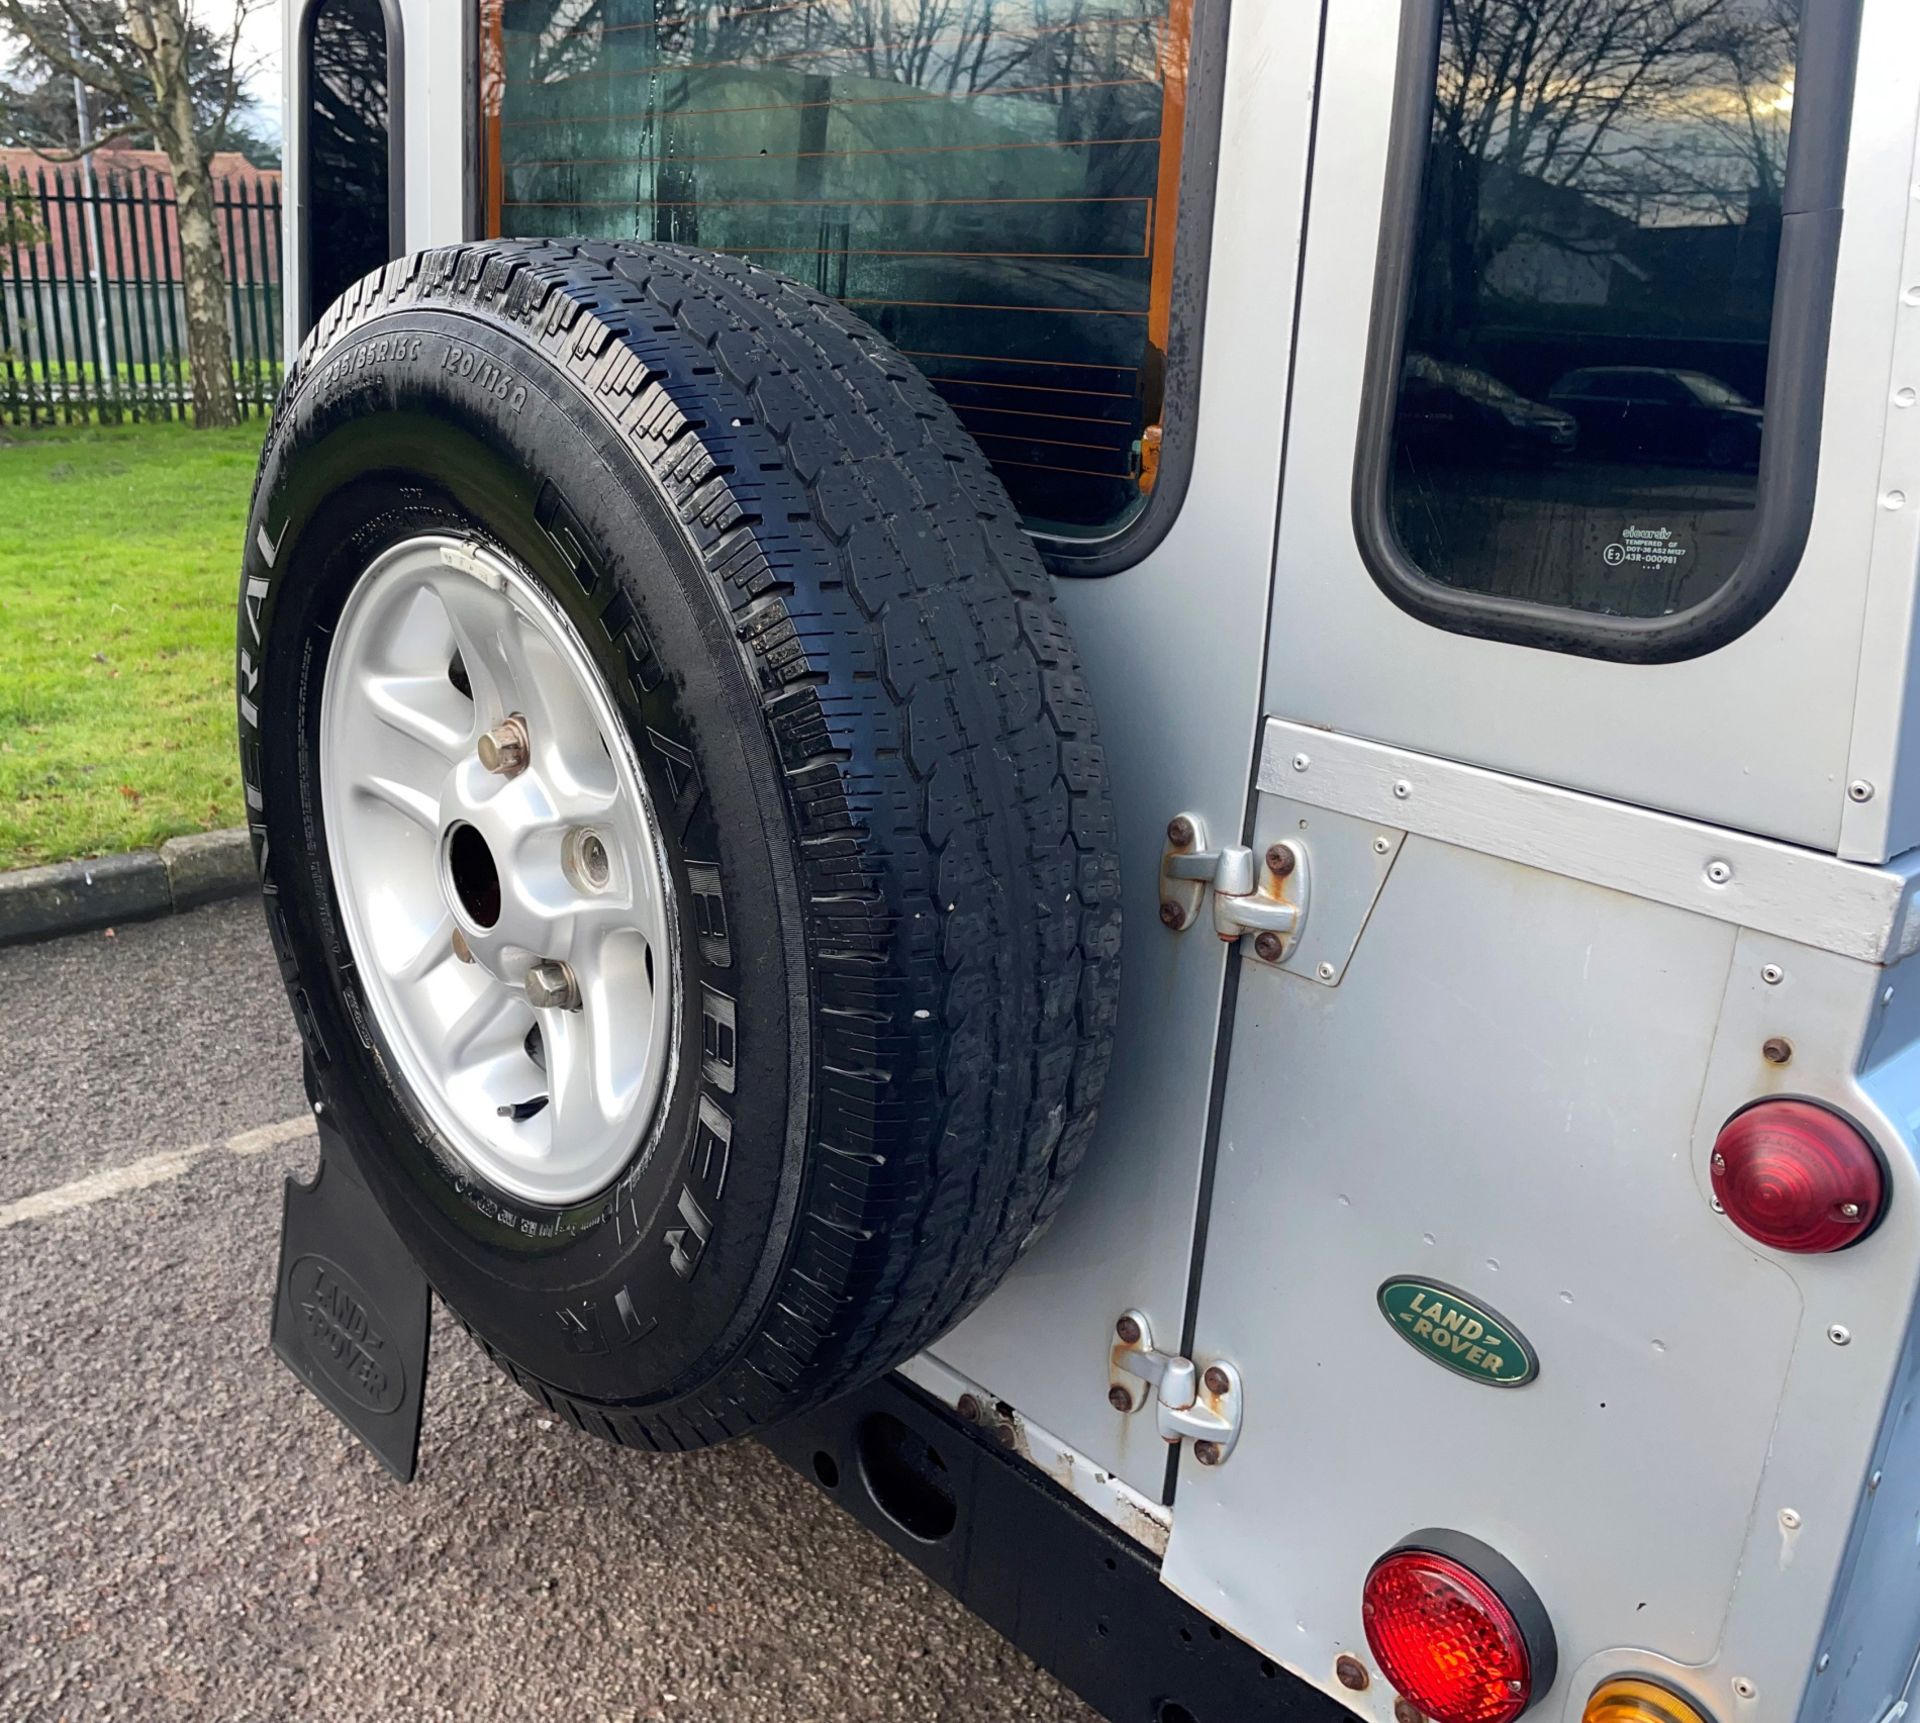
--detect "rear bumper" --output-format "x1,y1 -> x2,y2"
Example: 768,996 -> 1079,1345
760,1372 -> 1353,1723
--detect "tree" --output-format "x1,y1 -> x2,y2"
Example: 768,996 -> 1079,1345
0,0 -> 268,427
0,5 -> 278,165
1415,0 -> 1798,347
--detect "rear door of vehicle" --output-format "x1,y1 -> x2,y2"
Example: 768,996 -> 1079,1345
1162,0 -> 1906,1697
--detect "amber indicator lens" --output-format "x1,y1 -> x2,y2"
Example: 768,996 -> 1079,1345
1362,1549 -> 1533,1723
1583,1677 -> 1712,1723
1711,1100 -> 1884,1253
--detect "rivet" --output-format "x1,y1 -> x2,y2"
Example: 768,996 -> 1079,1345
956,1394 -> 981,1422
1167,815 -> 1195,848
1203,1365 -> 1232,1397
1373,835 -> 1392,854
1829,1324 -> 1852,1346
1850,780 -> 1876,802
1817,1654 -> 1831,1674
1761,964 -> 1784,985
1266,843 -> 1296,879
1732,1678 -> 1758,1701
1899,387 -> 1919,408
1108,1385 -> 1134,1414
1395,1702 -> 1425,1723
1335,1655 -> 1370,1692
1871,1469 -> 1884,1490
1780,1507 -> 1801,1529
1905,286 -> 1920,307
1706,859 -> 1733,885
1884,986 -> 1897,1007
1292,752 -> 1310,772
1159,900 -> 1185,930
1192,1439 -> 1223,1467
1762,1036 -> 1793,1065
1317,961 -> 1338,982
1884,492 -> 1908,511
1254,931 -> 1284,963
1392,779 -> 1412,799
1115,1315 -> 1142,1345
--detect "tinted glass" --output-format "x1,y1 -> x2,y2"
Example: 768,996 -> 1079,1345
479,1 -> 1195,539
1386,0 -> 1800,619
306,0 -> 393,323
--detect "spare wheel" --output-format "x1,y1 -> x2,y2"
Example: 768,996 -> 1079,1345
237,241 -> 1122,1449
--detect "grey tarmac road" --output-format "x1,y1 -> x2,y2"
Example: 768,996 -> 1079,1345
0,899 -> 1100,1723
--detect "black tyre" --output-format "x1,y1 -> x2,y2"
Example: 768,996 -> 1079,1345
238,241 -> 1120,1449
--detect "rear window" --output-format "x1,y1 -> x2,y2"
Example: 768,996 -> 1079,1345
1356,0 -> 1857,661
302,0 -> 401,330
477,0 -> 1198,544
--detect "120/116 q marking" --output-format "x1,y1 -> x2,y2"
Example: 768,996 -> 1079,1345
441,342 -> 528,414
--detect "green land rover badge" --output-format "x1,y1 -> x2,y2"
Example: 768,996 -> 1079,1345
1377,1278 -> 1539,1387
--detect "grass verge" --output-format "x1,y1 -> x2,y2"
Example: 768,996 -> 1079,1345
0,420 -> 260,869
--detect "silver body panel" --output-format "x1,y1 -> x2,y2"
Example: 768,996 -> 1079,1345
283,1 -> 1920,1717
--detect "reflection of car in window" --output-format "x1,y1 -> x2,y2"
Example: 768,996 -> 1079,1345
1395,354 -> 1578,462
1546,366 -> 1763,471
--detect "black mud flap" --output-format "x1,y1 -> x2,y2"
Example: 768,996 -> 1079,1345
271,1061 -> 431,1482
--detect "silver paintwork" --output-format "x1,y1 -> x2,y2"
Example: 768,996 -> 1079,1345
320,536 -> 674,1207
293,3 -> 1920,1716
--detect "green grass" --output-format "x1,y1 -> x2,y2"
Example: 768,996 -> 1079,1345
0,420 -> 261,869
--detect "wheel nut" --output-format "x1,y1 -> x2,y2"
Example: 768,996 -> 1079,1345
1108,1385 -> 1134,1414
565,826 -> 612,892
525,959 -> 580,1011
478,715 -> 530,777
451,927 -> 474,964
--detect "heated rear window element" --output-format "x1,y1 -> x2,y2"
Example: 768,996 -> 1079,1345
1357,0 -> 1855,661
478,1 -> 1196,542
302,0 -> 400,330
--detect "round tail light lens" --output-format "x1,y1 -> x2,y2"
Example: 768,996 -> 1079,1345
1711,1100 -> 1884,1254
1584,1678 -> 1712,1723
1362,1535 -> 1554,1723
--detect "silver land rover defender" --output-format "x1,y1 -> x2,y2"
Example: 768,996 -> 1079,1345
254,5 -> 1920,1723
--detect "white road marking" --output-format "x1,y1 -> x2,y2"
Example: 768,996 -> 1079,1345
0,1115 -> 315,1230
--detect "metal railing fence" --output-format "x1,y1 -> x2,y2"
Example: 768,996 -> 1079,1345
0,165 -> 282,427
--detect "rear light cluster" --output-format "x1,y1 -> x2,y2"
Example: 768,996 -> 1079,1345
1711,1099 -> 1884,1254
1583,1679 -> 1712,1723
1361,1533 -> 1555,1723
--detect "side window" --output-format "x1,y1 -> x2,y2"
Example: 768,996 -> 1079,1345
1357,0 -> 1859,662
303,0 -> 402,331
477,1 -> 1209,553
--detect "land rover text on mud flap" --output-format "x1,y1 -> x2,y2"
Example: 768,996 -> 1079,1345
249,4 -> 1920,1723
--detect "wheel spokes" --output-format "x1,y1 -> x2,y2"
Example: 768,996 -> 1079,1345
321,535 -> 674,1206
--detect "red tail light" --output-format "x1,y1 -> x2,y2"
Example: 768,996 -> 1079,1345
1711,1100 -> 1884,1254
1362,1533 -> 1555,1723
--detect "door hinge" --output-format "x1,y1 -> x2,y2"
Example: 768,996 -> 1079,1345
1159,813 -> 1307,965
1109,1309 -> 1244,1467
